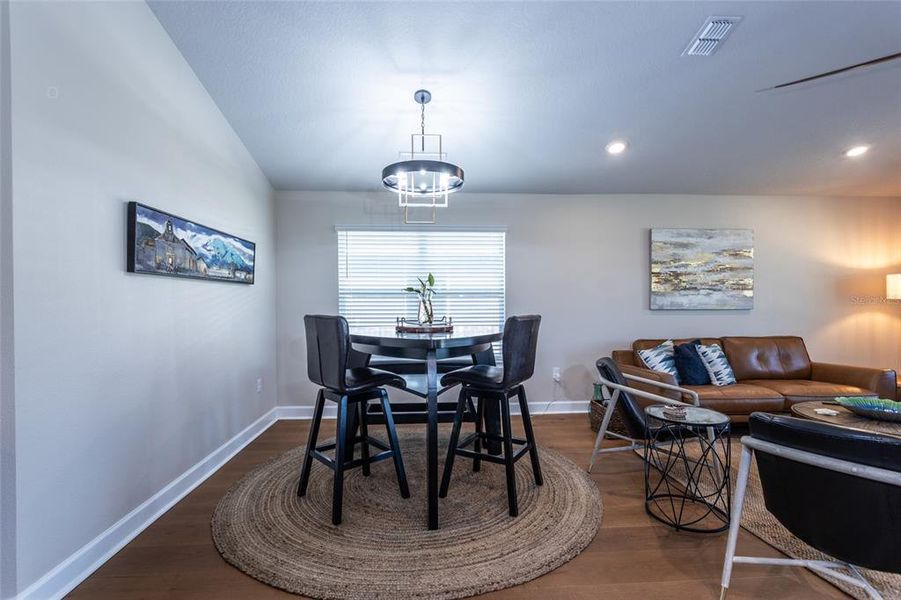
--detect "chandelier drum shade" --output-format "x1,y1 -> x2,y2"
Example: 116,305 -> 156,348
382,90 -> 464,223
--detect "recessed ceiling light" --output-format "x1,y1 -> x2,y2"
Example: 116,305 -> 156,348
606,140 -> 628,155
844,145 -> 870,158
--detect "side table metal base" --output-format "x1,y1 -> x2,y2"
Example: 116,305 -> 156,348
644,412 -> 731,534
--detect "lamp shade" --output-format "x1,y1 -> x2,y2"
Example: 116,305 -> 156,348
887,274 -> 901,300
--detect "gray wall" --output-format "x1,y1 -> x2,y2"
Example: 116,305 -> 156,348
9,1 -> 277,592
0,0 -> 16,597
276,191 -> 901,409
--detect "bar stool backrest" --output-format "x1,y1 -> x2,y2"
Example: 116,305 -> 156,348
304,314 -> 350,393
502,315 -> 541,388
749,412 -> 901,574
595,357 -> 649,440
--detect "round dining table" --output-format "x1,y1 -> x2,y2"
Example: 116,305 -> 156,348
349,326 -> 503,530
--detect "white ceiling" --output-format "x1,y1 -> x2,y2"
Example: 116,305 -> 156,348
148,1 -> 901,196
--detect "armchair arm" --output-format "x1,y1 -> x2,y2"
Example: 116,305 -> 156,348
597,366 -> 700,407
810,362 -> 897,400
598,378 -> 692,408
623,372 -> 700,407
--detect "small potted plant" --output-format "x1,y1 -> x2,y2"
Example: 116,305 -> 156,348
404,273 -> 437,324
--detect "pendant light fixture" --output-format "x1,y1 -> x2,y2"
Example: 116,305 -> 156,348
382,90 -> 464,224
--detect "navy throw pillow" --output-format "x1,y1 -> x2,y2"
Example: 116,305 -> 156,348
673,340 -> 711,385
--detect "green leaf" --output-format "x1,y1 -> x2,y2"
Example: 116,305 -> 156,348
403,287 -> 416,293
427,273 -> 435,286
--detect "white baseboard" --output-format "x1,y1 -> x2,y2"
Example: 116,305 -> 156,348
16,407 -> 280,600
521,400 -> 589,415
19,398 -> 587,599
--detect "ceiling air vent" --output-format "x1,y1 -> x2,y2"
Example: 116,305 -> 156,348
683,16 -> 742,56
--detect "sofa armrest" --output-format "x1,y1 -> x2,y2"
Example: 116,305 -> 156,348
612,349 -> 637,367
619,364 -> 681,402
810,362 -> 897,400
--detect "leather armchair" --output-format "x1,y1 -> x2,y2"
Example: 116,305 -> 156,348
588,358 -> 699,472
720,413 -> 901,598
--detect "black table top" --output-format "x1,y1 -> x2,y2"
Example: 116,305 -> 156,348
349,326 -> 503,350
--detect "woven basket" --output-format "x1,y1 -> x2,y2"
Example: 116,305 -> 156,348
588,398 -> 630,438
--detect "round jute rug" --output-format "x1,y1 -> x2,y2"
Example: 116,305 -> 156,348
212,431 -> 601,600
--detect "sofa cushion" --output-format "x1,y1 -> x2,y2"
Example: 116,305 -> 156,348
697,343 -> 738,386
633,338 -> 721,367
741,379 -> 877,408
721,336 -> 812,380
684,384 -> 785,415
673,340 -> 711,385
636,340 -> 680,383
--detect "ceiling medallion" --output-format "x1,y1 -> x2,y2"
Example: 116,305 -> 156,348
382,90 -> 464,224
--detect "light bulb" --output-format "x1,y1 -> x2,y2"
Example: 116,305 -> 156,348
605,140 -> 628,155
844,145 -> 869,158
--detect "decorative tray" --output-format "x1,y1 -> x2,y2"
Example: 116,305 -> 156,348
834,397 -> 901,423
395,316 -> 454,334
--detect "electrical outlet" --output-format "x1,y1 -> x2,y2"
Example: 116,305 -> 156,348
552,367 -> 561,383
256,377 -> 263,393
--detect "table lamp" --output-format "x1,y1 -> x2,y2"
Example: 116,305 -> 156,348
888,274 -> 901,300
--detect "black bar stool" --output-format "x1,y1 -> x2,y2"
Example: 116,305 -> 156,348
439,315 -> 543,517
297,315 -> 410,525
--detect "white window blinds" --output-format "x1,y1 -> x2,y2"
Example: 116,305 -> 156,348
337,228 -> 506,329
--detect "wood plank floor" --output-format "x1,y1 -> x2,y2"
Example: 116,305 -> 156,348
68,414 -> 847,599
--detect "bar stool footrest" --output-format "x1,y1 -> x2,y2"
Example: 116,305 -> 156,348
454,432 -> 532,464
312,437 -> 394,471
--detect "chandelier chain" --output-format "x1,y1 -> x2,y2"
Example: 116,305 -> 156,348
420,103 -> 426,151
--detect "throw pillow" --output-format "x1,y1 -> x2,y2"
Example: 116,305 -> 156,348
637,340 -> 680,383
673,340 -> 711,385
697,343 -> 737,386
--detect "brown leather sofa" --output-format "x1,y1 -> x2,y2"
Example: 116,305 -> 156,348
612,336 -> 897,423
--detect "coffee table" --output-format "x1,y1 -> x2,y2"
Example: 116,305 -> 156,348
791,400 -> 901,439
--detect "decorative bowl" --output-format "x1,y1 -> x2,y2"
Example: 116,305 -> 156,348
662,405 -> 687,420
834,397 -> 901,423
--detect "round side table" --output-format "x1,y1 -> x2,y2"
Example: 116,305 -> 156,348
643,405 -> 731,533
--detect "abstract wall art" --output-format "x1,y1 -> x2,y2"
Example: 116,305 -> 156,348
127,202 -> 255,284
650,228 -> 753,310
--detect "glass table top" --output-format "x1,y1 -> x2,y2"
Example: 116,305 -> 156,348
646,404 -> 729,426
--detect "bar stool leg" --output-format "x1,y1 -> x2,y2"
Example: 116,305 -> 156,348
473,395 -> 484,472
516,385 -> 543,486
499,394 -> 519,517
439,389 -> 467,498
297,389 -> 325,497
380,392 -> 410,499
332,396 -> 348,525
358,400 -> 371,476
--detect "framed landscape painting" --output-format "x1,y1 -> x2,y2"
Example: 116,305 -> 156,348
650,228 -> 753,310
127,202 -> 255,284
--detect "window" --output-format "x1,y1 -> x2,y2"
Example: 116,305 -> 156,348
337,228 -> 505,330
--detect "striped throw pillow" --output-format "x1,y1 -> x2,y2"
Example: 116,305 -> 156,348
697,343 -> 737,386
637,340 -> 680,383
